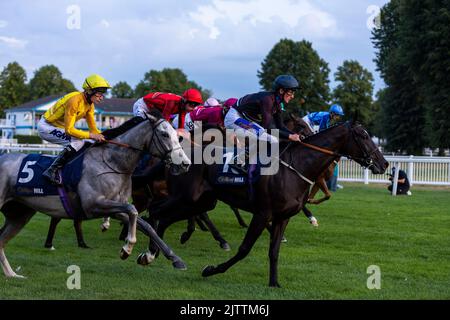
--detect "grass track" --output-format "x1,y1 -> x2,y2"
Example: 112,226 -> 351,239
0,183 -> 449,299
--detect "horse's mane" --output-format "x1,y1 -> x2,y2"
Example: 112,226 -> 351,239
301,121 -> 349,144
102,110 -> 163,140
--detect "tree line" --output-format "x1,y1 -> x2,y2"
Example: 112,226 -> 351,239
0,48 -> 376,133
1,1 -> 448,155
372,0 -> 450,155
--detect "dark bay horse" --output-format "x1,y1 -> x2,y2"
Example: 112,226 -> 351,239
0,115 -> 191,278
141,121 -> 388,287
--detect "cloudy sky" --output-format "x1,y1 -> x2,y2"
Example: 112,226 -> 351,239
0,0 -> 389,100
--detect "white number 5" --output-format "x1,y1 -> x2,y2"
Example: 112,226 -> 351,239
18,161 -> 37,183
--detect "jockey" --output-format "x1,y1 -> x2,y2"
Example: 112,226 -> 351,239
133,88 -> 203,129
303,104 -> 345,133
184,98 -> 238,131
204,97 -> 220,108
39,74 -> 110,184
224,75 -> 301,172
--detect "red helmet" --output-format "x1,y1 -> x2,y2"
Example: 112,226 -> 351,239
223,98 -> 238,110
182,88 -> 203,105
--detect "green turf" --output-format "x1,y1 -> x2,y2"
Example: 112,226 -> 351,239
0,183 -> 449,300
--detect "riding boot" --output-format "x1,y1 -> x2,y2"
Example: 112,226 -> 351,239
42,145 -> 77,185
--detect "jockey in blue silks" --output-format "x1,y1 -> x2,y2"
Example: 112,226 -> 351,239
302,104 -> 345,133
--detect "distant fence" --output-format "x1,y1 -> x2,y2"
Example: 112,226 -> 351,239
1,143 -> 450,186
0,143 -> 62,155
339,156 -> 450,186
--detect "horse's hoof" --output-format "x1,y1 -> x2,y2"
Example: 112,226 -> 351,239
220,243 -> 231,251
202,265 -> 215,277
269,282 -> 281,288
78,243 -> 91,249
180,232 -> 191,244
281,236 -> 288,243
7,273 -> 26,279
137,252 -> 155,266
310,217 -> 319,227
45,245 -> 56,250
172,260 -> 187,270
120,248 -> 130,260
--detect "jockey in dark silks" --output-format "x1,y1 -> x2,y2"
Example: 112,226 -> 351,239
223,75 -> 302,173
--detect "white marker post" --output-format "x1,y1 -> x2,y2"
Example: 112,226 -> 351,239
391,162 -> 400,196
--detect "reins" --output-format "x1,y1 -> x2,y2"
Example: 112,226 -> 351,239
104,140 -> 145,152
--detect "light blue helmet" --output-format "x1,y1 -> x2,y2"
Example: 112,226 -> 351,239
329,104 -> 344,116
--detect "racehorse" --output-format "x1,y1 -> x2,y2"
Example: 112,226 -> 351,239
0,115 -> 191,278
139,121 -> 389,287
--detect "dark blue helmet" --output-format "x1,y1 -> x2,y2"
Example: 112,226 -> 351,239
272,75 -> 299,91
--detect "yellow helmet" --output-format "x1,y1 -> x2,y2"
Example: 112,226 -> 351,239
82,74 -> 111,92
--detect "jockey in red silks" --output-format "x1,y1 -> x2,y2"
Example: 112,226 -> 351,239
133,88 -> 203,129
184,98 -> 238,131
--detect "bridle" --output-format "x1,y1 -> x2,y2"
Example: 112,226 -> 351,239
279,122 -> 378,183
344,124 -> 379,170
105,116 -> 175,162
99,117 -> 181,176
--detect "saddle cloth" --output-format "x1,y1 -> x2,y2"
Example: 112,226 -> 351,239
215,148 -> 262,186
15,153 -> 85,196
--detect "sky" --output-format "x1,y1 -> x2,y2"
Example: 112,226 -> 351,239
0,0 -> 390,101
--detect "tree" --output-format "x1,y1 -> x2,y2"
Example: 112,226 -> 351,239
134,68 -> 211,99
333,60 -> 374,128
0,62 -> 28,116
258,38 -> 331,114
372,0 -> 427,154
28,65 -> 76,99
111,81 -> 134,98
400,0 -> 450,154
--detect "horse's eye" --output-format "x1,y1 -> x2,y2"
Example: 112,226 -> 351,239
162,132 -> 169,138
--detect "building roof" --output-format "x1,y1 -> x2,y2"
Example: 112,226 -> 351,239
5,95 -> 135,115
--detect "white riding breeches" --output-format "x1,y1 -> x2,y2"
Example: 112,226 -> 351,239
37,117 -> 88,151
224,107 -> 279,144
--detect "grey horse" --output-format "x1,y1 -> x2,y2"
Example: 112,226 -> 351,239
0,115 -> 191,278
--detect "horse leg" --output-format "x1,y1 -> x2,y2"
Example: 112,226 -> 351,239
44,217 -> 61,249
302,206 -> 319,227
202,213 -> 267,278
307,183 -> 321,204
231,206 -> 248,228
0,207 -> 36,278
74,220 -> 90,248
90,200 -> 139,260
308,179 -> 331,205
180,217 -> 196,244
268,218 -> 290,287
136,216 -> 187,270
266,222 -> 287,243
118,222 -> 128,241
198,212 -> 231,251
100,217 -> 111,232
195,216 -> 209,231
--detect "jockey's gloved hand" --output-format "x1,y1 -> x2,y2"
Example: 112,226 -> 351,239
288,134 -> 301,142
